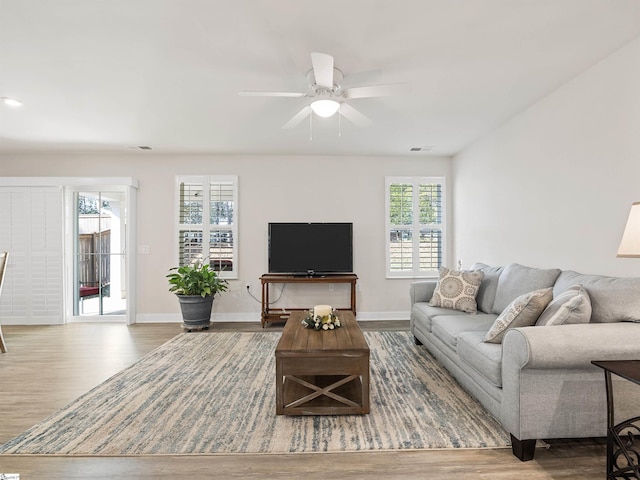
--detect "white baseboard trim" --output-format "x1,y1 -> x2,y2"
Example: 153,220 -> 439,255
67,316 -> 127,324
135,311 -> 410,324
135,313 -> 262,323
1,311 -> 411,326
358,311 -> 410,321
2,318 -> 65,326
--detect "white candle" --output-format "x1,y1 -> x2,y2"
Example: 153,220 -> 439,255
313,304 -> 332,317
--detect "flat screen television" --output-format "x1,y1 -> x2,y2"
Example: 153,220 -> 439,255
268,222 -> 353,276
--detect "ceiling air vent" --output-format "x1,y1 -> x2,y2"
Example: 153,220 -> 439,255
409,146 -> 434,152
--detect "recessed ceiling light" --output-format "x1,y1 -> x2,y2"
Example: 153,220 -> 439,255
1,97 -> 23,107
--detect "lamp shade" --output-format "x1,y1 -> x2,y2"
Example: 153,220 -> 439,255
310,99 -> 340,118
617,202 -> 640,257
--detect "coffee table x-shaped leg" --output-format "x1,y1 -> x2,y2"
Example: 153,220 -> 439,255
284,374 -> 360,409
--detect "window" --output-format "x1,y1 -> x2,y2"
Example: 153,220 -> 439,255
177,175 -> 238,279
385,176 -> 445,277
73,190 -> 127,318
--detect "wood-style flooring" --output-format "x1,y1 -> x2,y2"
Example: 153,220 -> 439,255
0,322 -> 606,479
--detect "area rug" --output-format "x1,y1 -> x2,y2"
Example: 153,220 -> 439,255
0,331 -> 510,455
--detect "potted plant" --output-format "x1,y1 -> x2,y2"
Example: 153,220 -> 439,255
167,262 -> 229,331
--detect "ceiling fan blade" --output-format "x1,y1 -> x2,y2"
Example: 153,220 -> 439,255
238,91 -> 306,97
311,52 -> 334,88
345,83 -> 410,99
282,106 -> 311,129
339,103 -> 372,128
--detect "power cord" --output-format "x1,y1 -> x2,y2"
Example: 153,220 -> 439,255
246,283 -> 286,305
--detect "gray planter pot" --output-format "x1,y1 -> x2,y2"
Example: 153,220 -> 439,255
177,295 -> 214,330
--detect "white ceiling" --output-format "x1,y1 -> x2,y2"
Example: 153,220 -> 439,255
2,0 -> 640,157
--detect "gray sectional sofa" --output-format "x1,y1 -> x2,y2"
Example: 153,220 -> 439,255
410,262 -> 640,461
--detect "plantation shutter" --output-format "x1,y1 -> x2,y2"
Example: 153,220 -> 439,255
177,176 -> 237,278
0,186 -> 64,323
386,177 -> 445,277
178,180 -> 205,266
418,183 -> 443,272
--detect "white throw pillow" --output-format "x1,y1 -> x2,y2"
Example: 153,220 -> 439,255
536,285 -> 592,326
484,288 -> 553,344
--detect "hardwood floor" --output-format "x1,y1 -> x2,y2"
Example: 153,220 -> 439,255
0,322 -> 606,479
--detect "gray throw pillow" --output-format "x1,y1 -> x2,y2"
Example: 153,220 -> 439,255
471,263 -> 504,314
554,270 -> 640,323
491,263 -> 561,314
429,267 -> 485,314
484,288 -> 553,344
536,284 -> 592,326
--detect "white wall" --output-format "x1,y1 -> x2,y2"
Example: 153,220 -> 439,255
0,154 -> 451,322
453,37 -> 640,277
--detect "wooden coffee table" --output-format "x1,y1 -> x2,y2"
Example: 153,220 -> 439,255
275,310 -> 370,415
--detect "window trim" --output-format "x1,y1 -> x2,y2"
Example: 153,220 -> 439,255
175,175 -> 238,280
385,176 -> 446,278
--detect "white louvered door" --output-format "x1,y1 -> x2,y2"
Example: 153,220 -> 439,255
0,186 -> 64,324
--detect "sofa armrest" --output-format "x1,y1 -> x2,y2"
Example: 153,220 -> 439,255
409,280 -> 438,305
503,322 -> 640,370
500,322 -> 640,442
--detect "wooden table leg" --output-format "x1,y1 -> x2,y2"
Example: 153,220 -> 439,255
275,357 -> 284,414
362,357 -> 369,413
351,278 -> 357,316
261,279 -> 267,328
0,324 -> 7,353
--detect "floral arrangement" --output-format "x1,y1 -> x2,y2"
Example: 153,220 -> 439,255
301,304 -> 341,331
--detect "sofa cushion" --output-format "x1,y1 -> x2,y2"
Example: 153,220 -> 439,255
554,270 -> 640,323
485,288 -> 553,344
492,263 -> 561,314
458,331 -> 503,387
536,284 -> 592,326
429,267 -> 485,313
431,314 -> 498,351
471,263 -> 504,314
411,302 -> 464,332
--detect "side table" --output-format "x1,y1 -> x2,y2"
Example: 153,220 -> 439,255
592,360 -> 640,480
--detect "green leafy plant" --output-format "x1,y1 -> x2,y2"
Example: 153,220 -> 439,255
167,263 -> 229,298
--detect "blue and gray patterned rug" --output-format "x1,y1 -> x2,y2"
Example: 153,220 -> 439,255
0,331 -> 510,455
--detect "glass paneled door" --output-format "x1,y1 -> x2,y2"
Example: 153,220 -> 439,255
73,191 -> 127,317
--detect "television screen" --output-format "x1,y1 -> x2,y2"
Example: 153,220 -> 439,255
268,222 -> 353,275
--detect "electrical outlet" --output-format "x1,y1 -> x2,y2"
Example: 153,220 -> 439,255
329,283 -> 334,292
245,282 -> 251,291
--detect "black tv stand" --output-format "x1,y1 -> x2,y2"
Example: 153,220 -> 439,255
260,273 -> 358,327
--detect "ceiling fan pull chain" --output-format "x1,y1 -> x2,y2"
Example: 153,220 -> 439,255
338,108 -> 342,137
309,109 -> 313,141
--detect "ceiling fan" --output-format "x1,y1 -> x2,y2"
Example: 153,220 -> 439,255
238,52 -> 406,129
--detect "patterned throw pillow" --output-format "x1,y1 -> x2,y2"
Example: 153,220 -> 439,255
429,267 -> 485,314
484,288 -> 553,344
536,285 -> 592,326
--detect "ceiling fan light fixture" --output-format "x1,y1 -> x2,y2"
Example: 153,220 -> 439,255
310,99 -> 340,118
